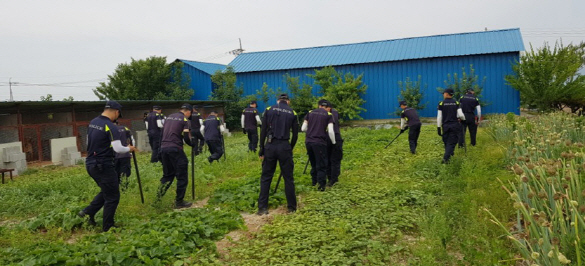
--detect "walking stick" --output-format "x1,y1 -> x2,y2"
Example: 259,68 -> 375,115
302,158 -> 310,175
272,172 -> 283,195
131,151 -> 145,204
191,141 -> 195,200
221,134 -> 226,161
384,131 -> 403,149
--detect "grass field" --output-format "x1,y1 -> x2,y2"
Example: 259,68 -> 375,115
1,122 -> 523,265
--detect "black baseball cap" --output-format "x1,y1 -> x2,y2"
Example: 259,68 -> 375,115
467,88 -> 475,92
180,103 -> 193,111
105,100 -> 123,117
250,100 -> 257,105
318,99 -> 330,107
399,100 -> 407,106
278,93 -> 289,100
153,105 -> 162,110
443,88 -> 455,95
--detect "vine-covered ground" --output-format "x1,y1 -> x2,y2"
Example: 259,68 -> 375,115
1,121 -> 530,265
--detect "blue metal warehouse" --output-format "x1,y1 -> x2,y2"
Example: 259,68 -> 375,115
176,59 -> 225,101
186,28 -> 524,118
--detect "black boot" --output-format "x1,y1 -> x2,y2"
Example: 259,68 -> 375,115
174,201 -> 193,209
78,210 -> 97,226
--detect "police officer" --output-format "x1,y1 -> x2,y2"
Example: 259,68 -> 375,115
257,93 -> 299,215
399,101 -> 422,154
157,103 -> 195,209
323,101 -> 343,187
241,100 -> 262,153
114,121 -> 134,188
200,111 -> 225,163
302,99 -> 336,191
190,106 -> 205,155
145,106 -> 165,163
459,88 -> 481,147
437,89 -> 465,163
78,101 -> 137,231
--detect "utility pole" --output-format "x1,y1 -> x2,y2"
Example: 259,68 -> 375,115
228,38 -> 245,56
9,77 -> 16,102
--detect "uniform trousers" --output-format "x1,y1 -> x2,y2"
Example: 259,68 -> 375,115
459,113 -> 478,147
306,142 -> 328,187
246,128 -> 259,152
442,122 -> 461,162
206,140 -> 224,161
408,123 -> 422,154
327,139 -> 343,186
258,140 -> 297,211
83,158 -> 119,232
190,130 -> 205,154
160,147 -> 189,202
148,132 -> 161,163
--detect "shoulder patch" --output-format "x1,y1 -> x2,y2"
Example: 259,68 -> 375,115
105,124 -> 110,131
439,101 -> 444,106
456,101 -> 460,105
216,117 -> 220,120
327,112 -> 332,115
124,127 -> 129,130
266,106 -> 271,110
293,110 -> 297,115
183,118 -> 188,121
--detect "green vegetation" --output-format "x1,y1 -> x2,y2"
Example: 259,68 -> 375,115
94,56 -> 193,101
395,76 -> 427,116
488,112 -> 585,265
1,123 -> 527,265
284,73 -> 316,120
210,65 -> 247,129
506,42 -> 585,113
437,64 -> 487,105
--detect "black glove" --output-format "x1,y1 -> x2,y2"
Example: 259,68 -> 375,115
400,126 -> 408,134
437,127 -> 442,136
258,147 -> 264,157
243,128 -> 247,134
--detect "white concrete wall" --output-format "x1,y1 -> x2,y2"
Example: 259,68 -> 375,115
50,137 -> 77,163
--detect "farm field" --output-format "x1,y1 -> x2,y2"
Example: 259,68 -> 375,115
1,113 -> 583,265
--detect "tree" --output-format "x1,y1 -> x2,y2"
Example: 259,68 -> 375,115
255,82 -> 281,107
505,41 -> 585,113
93,56 -> 193,100
437,65 -> 487,105
310,66 -> 367,122
62,96 -> 74,102
394,76 -> 427,116
210,66 -> 246,129
284,74 -> 316,120
40,94 -> 53,101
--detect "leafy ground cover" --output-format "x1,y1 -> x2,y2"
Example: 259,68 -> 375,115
0,122 -> 522,265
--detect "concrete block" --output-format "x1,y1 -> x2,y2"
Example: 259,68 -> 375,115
51,137 -> 77,164
383,124 -> 393,129
9,153 -> 26,162
2,145 -> 22,163
135,130 -> 151,152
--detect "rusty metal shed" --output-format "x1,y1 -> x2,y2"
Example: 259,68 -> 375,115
0,100 -> 224,162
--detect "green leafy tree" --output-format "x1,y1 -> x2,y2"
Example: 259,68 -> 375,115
310,66 -> 367,122
40,94 -> 53,101
437,65 -> 487,106
284,74 -> 316,120
394,76 -> 427,116
93,56 -> 193,100
62,96 -> 74,102
255,82 -> 282,107
210,66 -> 246,129
505,41 -> 585,113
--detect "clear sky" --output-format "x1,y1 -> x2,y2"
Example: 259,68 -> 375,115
1,0 -> 584,101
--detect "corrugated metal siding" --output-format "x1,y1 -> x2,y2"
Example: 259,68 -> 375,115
236,52 -> 520,118
180,59 -> 225,75
182,64 -> 214,101
230,28 -> 524,73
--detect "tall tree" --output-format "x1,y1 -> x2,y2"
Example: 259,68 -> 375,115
437,65 -> 487,105
310,66 -> 367,122
210,66 -> 245,129
93,56 -> 193,100
395,76 -> 427,116
505,41 -> 585,112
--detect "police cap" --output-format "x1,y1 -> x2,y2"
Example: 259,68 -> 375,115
278,93 -> 289,100
318,99 -> 330,107
105,100 -> 123,117
443,88 -> 455,95
399,100 -> 407,106
180,103 -> 193,111
153,105 -> 162,110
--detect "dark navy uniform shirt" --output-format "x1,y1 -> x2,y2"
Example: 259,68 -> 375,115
330,108 -> 342,141
160,112 -> 189,149
190,112 -> 202,130
460,93 -> 480,114
260,102 -> 299,148
115,125 -> 133,159
401,107 -> 422,127
438,98 -> 461,125
87,115 -> 121,161
203,115 -> 222,141
146,111 -> 164,134
305,108 -> 333,145
242,107 -> 259,130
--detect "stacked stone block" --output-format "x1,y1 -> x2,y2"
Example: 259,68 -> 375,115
61,146 -> 82,167
1,145 -> 27,175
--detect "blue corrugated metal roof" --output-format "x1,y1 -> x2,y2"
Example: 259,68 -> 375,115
229,28 -> 524,73
178,59 -> 226,75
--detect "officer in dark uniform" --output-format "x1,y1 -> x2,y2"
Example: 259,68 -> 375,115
437,89 -> 465,163
145,106 -> 165,163
200,111 -> 225,163
78,101 -> 137,231
113,121 -> 134,186
323,101 -> 343,187
189,106 -> 205,155
458,89 -> 481,147
399,101 -> 422,154
157,103 -> 195,209
302,99 -> 336,191
257,93 -> 299,215
241,100 -> 262,153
